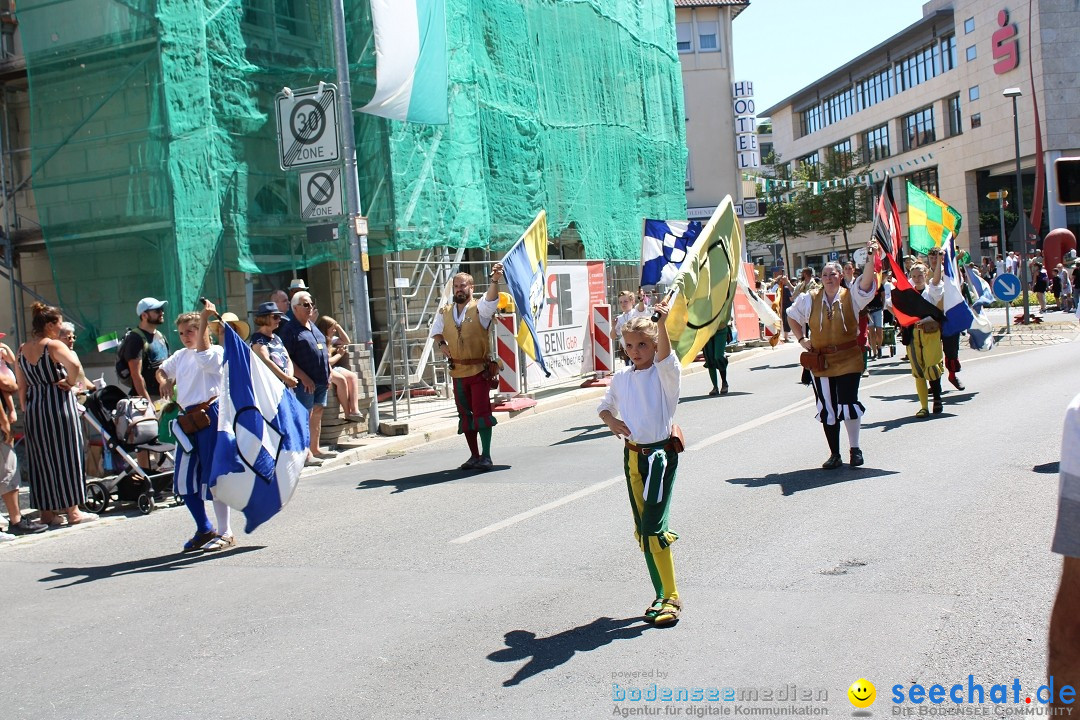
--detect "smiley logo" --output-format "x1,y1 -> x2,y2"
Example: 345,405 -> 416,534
848,678 -> 876,708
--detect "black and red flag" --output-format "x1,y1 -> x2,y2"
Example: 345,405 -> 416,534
872,176 -> 944,327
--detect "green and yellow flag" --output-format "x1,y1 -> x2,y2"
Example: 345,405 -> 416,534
665,196 -> 742,367
906,182 -> 962,255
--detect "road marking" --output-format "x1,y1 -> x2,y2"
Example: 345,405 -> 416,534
450,344 -> 1046,544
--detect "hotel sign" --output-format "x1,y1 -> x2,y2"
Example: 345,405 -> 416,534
733,81 -> 759,170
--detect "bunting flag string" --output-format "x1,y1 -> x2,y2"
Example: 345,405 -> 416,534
742,151 -> 935,191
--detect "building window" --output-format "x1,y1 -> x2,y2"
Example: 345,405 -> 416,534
832,139 -> 853,169
697,21 -> 719,52
800,104 -> 823,137
968,85 -> 979,101
863,124 -> 890,163
907,167 -> 939,197
971,113 -> 982,129
676,22 -> 693,53
941,34 -> 956,71
685,156 -> 693,190
947,95 -> 962,137
902,105 -> 936,151
855,67 -> 893,111
760,141 -> 774,160
799,152 -> 820,178
965,45 -> 977,62
964,17 -> 975,34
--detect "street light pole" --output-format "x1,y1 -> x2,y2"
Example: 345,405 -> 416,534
1004,87 -> 1029,325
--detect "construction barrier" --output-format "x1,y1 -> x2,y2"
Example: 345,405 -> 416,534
495,312 -> 521,395
592,304 -> 613,376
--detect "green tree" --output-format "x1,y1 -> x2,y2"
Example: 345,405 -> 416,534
746,151 -> 802,271
800,150 -> 872,261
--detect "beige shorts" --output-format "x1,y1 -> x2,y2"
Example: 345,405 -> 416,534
0,441 -> 19,495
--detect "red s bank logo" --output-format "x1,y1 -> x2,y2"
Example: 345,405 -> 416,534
992,8 -> 1020,74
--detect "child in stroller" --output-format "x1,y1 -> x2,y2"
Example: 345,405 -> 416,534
81,386 -> 176,514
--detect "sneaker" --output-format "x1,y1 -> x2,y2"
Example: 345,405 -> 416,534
8,517 -> 47,535
0,530 -> 14,542
202,534 -> 236,552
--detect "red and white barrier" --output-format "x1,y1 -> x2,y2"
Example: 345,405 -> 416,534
495,313 -> 520,395
592,304 -> 613,376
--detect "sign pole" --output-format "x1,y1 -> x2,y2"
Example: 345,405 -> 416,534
330,0 -> 379,433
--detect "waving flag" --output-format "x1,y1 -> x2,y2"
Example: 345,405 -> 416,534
358,0 -> 448,124
210,323 -> 308,533
873,176 -> 945,327
964,264 -> 995,350
641,219 -> 704,287
907,183 -> 963,255
96,331 -> 120,352
736,261 -> 781,332
664,197 -> 741,366
940,232 -> 977,336
502,210 -> 550,377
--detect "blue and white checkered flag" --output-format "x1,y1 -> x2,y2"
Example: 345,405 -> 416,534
210,323 -> 309,533
640,219 -> 703,287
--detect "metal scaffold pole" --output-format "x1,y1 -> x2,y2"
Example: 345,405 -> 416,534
330,0 -> 380,433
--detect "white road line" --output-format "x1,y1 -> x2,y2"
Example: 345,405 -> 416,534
450,344 -> 1046,544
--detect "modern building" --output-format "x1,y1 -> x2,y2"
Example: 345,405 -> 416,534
675,0 -> 753,223
759,0 -> 1079,270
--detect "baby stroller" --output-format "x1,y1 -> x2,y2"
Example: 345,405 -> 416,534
81,386 -> 177,515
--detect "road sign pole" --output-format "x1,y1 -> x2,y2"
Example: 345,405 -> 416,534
999,197 -> 1010,335
330,0 -> 379,433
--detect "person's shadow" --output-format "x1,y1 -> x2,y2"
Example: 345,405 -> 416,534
728,467 -> 898,496
551,424 -> 610,446
356,465 -> 508,493
488,616 -> 651,686
40,546 -> 263,589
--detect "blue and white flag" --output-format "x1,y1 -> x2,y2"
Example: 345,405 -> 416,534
502,210 -> 550,377
210,323 -> 309,533
941,232 -> 977,337
640,219 -> 703,288
964,263 -> 996,351
358,0 -> 448,124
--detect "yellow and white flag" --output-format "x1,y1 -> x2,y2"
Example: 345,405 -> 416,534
501,211 -> 550,376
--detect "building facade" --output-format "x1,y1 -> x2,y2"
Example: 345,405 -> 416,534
675,0 -> 752,223
759,0 -> 1079,271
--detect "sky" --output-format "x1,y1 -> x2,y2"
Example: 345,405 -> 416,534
731,0 -> 932,116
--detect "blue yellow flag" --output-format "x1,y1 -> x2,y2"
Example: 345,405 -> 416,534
665,197 -> 742,366
501,210 -> 550,377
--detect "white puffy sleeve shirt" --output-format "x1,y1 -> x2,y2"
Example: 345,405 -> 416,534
159,346 -> 225,408
429,296 -> 500,337
597,352 -> 681,445
786,278 -> 879,330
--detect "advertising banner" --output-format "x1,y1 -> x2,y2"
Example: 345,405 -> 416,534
524,261 -> 606,386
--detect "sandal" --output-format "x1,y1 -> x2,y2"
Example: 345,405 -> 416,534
915,408 -> 929,418
644,598 -> 665,622
202,534 -> 237,552
182,530 -> 217,552
653,596 -> 682,626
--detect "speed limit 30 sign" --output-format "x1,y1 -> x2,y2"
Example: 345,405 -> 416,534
276,85 -> 341,170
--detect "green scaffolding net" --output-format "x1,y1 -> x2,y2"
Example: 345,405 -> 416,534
17,0 -> 687,351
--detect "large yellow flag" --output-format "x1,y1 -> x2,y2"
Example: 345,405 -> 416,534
501,210 -> 550,375
665,196 -> 742,366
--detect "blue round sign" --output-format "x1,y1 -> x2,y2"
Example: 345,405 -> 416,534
993,272 -> 1021,302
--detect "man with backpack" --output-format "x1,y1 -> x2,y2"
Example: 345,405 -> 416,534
116,297 -> 170,410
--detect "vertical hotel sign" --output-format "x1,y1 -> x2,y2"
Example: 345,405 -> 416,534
734,81 -> 759,170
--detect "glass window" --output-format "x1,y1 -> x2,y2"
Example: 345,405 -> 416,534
832,139 -> 852,170
676,22 -> 693,53
971,113 -> 982,129
941,34 -> 956,71
964,17 -> 975,34
697,21 -> 718,52
907,168 -> 939,197
685,155 -> 693,189
968,85 -> 979,101
902,106 -> 936,151
948,95 -> 962,137
965,45 -> 977,62
863,124 -> 891,163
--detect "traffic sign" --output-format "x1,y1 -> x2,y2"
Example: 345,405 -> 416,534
276,85 -> 340,170
993,272 -> 1021,302
299,168 -> 343,220
829,251 -> 839,261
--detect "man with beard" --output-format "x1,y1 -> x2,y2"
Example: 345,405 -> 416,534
117,297 -> 170,407
430,263 -> 504,471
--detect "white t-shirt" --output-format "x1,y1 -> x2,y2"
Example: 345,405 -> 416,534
995,259 -> 1006,277
159,346 -> 224,408
597,352 -> 681,445
614,307 -> 650,351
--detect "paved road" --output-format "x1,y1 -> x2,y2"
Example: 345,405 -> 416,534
3,338 -> 1074,719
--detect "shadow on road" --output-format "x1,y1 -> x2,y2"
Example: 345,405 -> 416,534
681,391 -> 752,403
1033,461 -> 1060,474
727,467 -> 899,496
357,465 -> 511,493
39,546 -> 264,589
749,363 -> 800,371
488,616 -> 651,686
862,412 -> 960,432
870,391 -> 979,405
551,424 -> 609,446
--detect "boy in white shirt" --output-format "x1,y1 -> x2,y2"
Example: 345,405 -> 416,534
598,303 -> 683,626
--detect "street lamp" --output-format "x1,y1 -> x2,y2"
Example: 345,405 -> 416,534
1003,87 -> 1030,324
987,190 -> 1010,335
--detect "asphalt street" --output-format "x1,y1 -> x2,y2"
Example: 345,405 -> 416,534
2,337 -> 1075,719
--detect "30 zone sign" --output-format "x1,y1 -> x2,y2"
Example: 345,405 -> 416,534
276,85 -> 341,170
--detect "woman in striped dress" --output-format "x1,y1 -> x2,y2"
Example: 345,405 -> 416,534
14,302 -> 96,525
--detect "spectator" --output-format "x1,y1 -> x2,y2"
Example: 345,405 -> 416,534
270,290 -> 290,316
1005,251 -> 1019,276
15,303 -> 96,526
315,315 -> 364,423
155,305 -> 234,552
208,312 -> 250,343
775,273 -> 794,342
982,256 -> 996,281
1057,264 -> 1073,313
1072,264 -> 1080,312
58,322 -> 94,393
1032,261 -> 1049,313
287,279 -> 308,302
995,253 -> 1006,278
0,337 -> 46,539
117,297 -> 170,408
791,267 -> 819,301
249,302 -> 298,390
613,290 -> 649,365
277,291 -> 337,466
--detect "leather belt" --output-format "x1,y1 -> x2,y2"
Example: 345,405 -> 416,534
814,339 -> 858,354
625,440 -> 679,455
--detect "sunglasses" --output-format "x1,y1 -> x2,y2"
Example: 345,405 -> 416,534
298,302 -> 314,308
